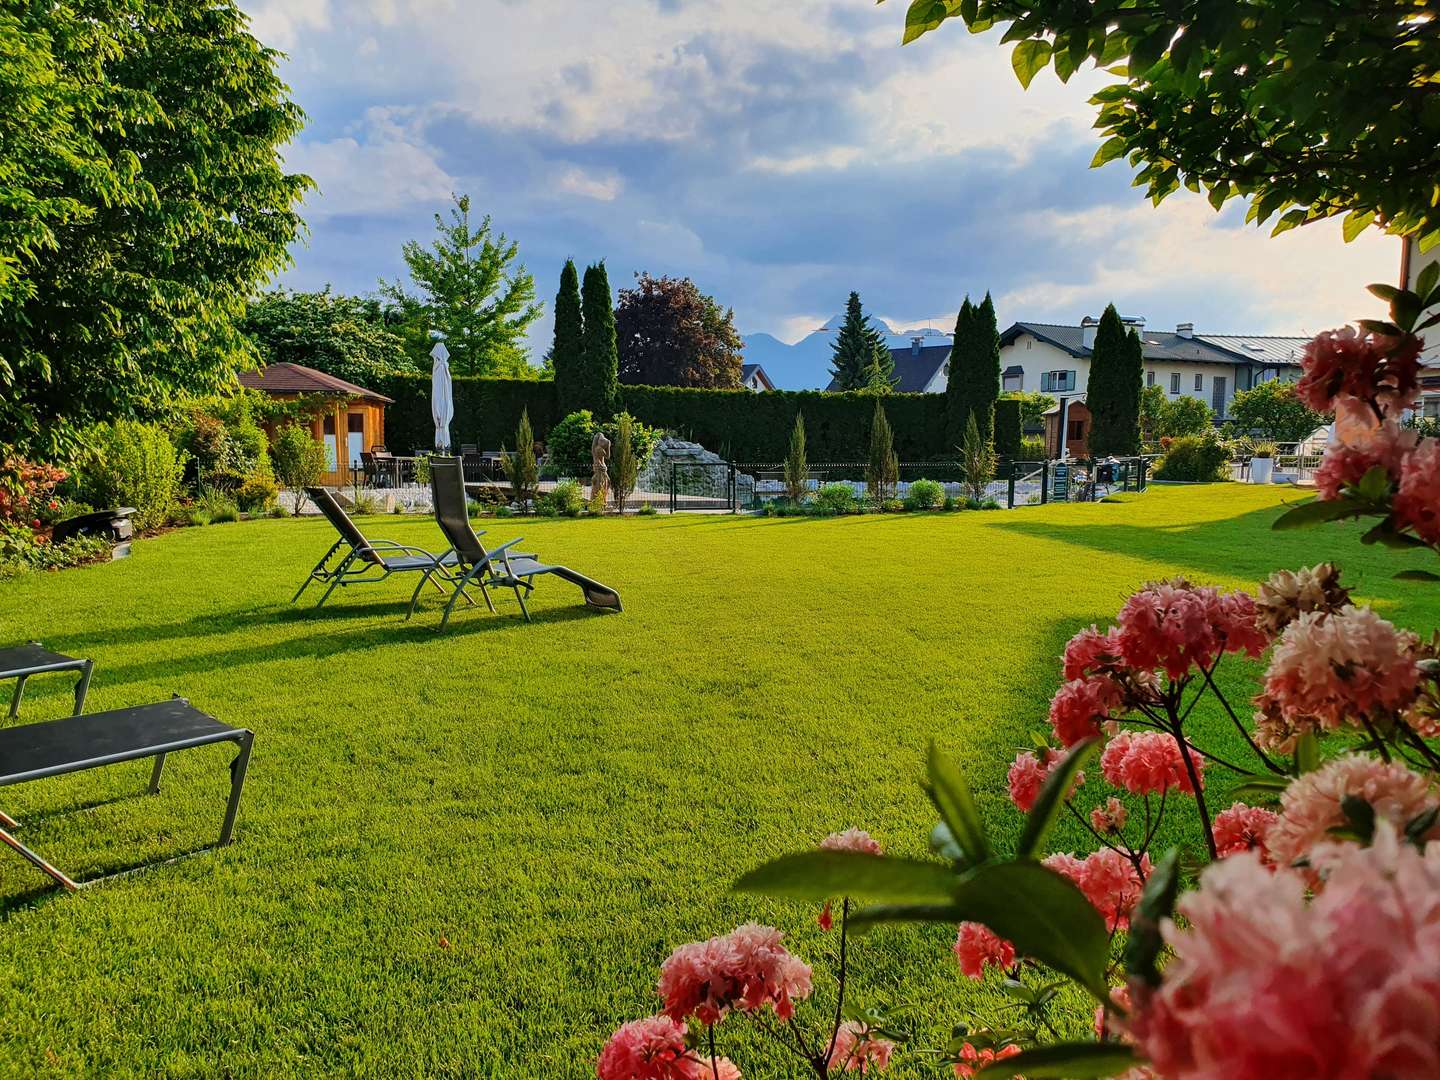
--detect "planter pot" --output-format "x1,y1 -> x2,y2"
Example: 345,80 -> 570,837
1250,457 -> 1275,484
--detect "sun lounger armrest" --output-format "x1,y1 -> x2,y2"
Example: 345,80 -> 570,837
489,538 -> 525,558
359,542 -> 444,562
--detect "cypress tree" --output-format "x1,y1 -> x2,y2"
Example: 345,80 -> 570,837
865,399 -> 898,504
1086,304 -> 1142,456
783,413 -> 808,502
552,259 -> 585,414
945,293 -> 1000,452
830,291 -> 889,391
580,262 -> 620,418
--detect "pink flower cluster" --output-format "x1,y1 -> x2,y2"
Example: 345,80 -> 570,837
1006,748 -> 1084,812
1090,796 -> 1128,833
1395,436 -> 1440,546
1267,754 -> 1437,869
596,1015 -> 741,1080
1257,606 -> 1421,743
1212,802 -> 1278,861
1126,827 -> 1440,1079
1050,581 -> 1266,746
953,921 -> 1015,980
952,1042 -> 1021,1078
1100,731 -> 1203,796
820,829 -> 883,856
1044,848 -> 1152,931
827,1021 -> 895,1074
1314,418 -> 1417,500
1296,325 -> 1422,414
659,924 -> 812,1026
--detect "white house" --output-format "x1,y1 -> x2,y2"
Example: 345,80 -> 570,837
1401,235 -> 1440,423
822,337 -> 953,393
740,363 -> 776,392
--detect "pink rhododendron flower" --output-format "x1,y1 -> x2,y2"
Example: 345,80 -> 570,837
1254,563 -> 1351,637
1090,796 -> 1128,833
1296,325 -> 1423,414
659,925 -> 812,1025
1063,624 -> 1127,681
1049,677 -> 1121,747
1267,754 -> 1437,868
953,921 -> 1016,980
820,829 -> 883,856
1007,748 -> 1084,812
827,1021 -> 895,1074
1257,606 -> 1421,740
1314,419 -> 1417,500
1044,848 -> 1151,931
1100,731 -> 1203,796
1395,436 -> 1440,545
597,1015 -> 696,1080
1126,827 -> 1440,1079
1115,580 -> 1265,681
1212,802 -> 1278,861
952,1042 -> 1021,1078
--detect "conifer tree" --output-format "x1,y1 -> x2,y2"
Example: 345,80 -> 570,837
865,399 -> 899,504
830,291 -> 891,391
783,413 -> 808,502
552,259 -> 585,412
1086,304 -> 1143,456
502,408 -> 539,510
579,262 -> 620,418
946,292 -> 1001,451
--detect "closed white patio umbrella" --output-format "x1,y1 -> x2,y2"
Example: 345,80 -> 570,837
431,338 -> 453,453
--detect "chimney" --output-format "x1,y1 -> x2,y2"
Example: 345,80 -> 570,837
1081,316 -> 1099,349
1176,322 -> 1194,339
911,335 -> 924,357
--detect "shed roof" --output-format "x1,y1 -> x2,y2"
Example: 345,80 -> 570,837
237,362 -> 393,404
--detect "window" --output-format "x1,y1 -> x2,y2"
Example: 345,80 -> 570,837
1068,419 -> 1085,441
1146,370 -> 1155,387
1003,372 -> 1023,391
1042,370 -> 1076,392
1025,339 -> 1033,350
1169,372 -> 1181,394
1425,398 -> 1440,419
1194,373 -> 1204,392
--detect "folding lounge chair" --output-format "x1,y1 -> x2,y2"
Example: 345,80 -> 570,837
0,697 -> 254,891
408,457 -> 622,629
0,642 -> 94,719
293,487 -> 466,609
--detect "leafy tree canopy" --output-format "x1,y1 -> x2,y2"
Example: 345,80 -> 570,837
242,289 -> 419,388
615,272 -> 745,388
0,1 -> 309,460
1225,379 -> 1332,443
889,0 -> 1440,248
379,194 -> 542,378
1002,390 -> 1057,430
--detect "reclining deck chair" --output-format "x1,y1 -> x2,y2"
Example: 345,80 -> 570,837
293,487 -> 467,610
409,458 -> 622,629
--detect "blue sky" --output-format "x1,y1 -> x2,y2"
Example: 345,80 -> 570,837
244,0 -> 1398,363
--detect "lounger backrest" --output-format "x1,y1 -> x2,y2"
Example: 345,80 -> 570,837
307,488 -> 382,565
429,458 -> 488,563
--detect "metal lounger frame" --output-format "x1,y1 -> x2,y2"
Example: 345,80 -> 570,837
1,641 -> 93,719
0,697 -> 254,892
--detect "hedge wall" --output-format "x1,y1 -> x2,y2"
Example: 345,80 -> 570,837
380,376 -> 1014,462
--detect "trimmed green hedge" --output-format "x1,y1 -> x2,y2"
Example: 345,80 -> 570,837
380,376 -> 1016,462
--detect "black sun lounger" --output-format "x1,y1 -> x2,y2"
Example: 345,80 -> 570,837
0,642 -> 94,719
0,698 -> 254,891
408,457 -> 623,629
294,487 -> 463,609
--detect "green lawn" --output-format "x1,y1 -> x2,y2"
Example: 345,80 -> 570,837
1,485 -> 1437,1077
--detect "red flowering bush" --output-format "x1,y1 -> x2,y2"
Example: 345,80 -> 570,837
0,456 -> 67,528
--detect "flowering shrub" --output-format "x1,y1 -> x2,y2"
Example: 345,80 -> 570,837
0,456 -> 67,527
602,291 -> 1440,1077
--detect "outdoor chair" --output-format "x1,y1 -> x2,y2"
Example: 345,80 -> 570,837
0,642 -> 94,719
0,697 -> 253,891
294,487 -> 469,609
408,457 -> 622,629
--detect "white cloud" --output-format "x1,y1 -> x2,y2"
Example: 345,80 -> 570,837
244,0 -> 329,50
555,166 -> 623,201
995,196 -> 1400,334
283,125 -> 455,218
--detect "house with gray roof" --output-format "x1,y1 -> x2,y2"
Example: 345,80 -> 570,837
997,317 -> 1310,420
823,337 -> 952,393
740,363 -> 776,392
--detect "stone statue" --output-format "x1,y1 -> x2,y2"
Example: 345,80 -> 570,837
591,430 -> 611,503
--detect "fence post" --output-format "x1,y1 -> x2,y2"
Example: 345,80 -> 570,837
669,464 -> 677,514
1138,456 -> 1148,492
729,462 -> 737,513
1040,462 -> 1050,505
1007,461 -> 1016,509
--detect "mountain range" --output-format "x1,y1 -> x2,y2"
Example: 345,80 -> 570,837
741,318 -> 952,390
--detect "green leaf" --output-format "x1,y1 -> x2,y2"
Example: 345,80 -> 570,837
1295,731 -> 1321,774
1344,209 -> 1376,243
1271,497 -> 1362,530
854,861 -> 1113,997
1340,795 -> 1376,843
1090,137 -> 1128,168
1416,260 -> 1439,300
1356,465 -> 1393,502
1124,848 -> 1180,987
976,1041 -> 1140,1078
734,851 -> 958,903
902,0 -> 956,44
1361,521 -> 1428,549
1358,319 -> 1403,336
846,902 -> 973,928
1367,282 -> 1401,302
1396,569 -> 1440,582
1406,805 -> 1440,846
927,741 -> 992,864
1128,26 -> 1172,75
1017,738 -> 1098,858
1011,39 -> 1053,89
1232,773 -> 1290,802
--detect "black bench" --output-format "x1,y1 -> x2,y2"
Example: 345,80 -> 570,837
0,698 -> 254,891
0,642 -> 94,719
